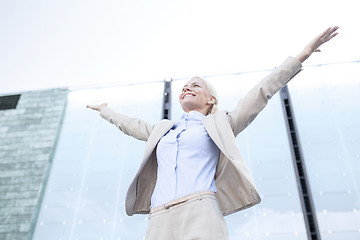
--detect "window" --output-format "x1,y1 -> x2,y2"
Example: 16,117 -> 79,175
0,94 -> 21,110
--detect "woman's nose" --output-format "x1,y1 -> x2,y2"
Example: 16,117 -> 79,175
184,86 -> 191,92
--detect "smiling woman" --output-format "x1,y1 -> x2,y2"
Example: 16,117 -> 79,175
179,77 -> 218,115
86,26 -> 339,240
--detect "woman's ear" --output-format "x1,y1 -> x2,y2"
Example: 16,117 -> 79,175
207,96 -> 216,105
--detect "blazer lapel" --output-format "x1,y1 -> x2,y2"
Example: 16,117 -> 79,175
202,114 -> 227,155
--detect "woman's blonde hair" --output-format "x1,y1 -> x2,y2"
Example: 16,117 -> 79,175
193,76 -> 218,115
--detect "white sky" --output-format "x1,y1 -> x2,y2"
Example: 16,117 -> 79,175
0,0 -> 359,94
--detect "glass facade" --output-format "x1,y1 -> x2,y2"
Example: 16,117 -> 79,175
33,63 -> 360,240
32,83 -> 164,240
288,63 -> 360,240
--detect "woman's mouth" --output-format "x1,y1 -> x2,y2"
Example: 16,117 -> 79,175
183,92 -> 195,99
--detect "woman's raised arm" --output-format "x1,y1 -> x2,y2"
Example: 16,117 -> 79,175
86,103 -> 155,141
229,26 -> 339,136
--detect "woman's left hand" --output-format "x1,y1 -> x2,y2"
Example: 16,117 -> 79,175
297,26 -> 339,63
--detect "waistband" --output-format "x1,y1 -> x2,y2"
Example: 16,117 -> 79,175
150,191 -> 216,214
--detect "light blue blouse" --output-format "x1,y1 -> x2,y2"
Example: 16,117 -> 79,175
150,111 -> 220,208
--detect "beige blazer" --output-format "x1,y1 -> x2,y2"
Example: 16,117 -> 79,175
100,56 -> 302,216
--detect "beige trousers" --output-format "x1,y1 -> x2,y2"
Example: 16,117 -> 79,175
145,193 -> 228,240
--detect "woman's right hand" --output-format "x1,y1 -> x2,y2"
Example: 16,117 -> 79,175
86,103 -> 108,112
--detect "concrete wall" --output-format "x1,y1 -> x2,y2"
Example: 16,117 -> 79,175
0,88 -> 68,240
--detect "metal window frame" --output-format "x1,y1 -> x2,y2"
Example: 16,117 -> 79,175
280,85 -> 321,240
162,79 -> 172,119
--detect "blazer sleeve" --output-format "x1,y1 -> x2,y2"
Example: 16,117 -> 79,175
228,56 -> 302,136
99,106 -> 155,141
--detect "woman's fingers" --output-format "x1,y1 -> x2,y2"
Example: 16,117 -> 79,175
86,103 -> 108,111
321,26 -> 339,43
86,104 -> 99,111
308,26 -> 339,54
318,26 -> 339,47
326,26 -> 339,41
297,26 -> 339,63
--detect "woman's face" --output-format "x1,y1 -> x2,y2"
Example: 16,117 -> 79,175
179,77 -> 215,115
